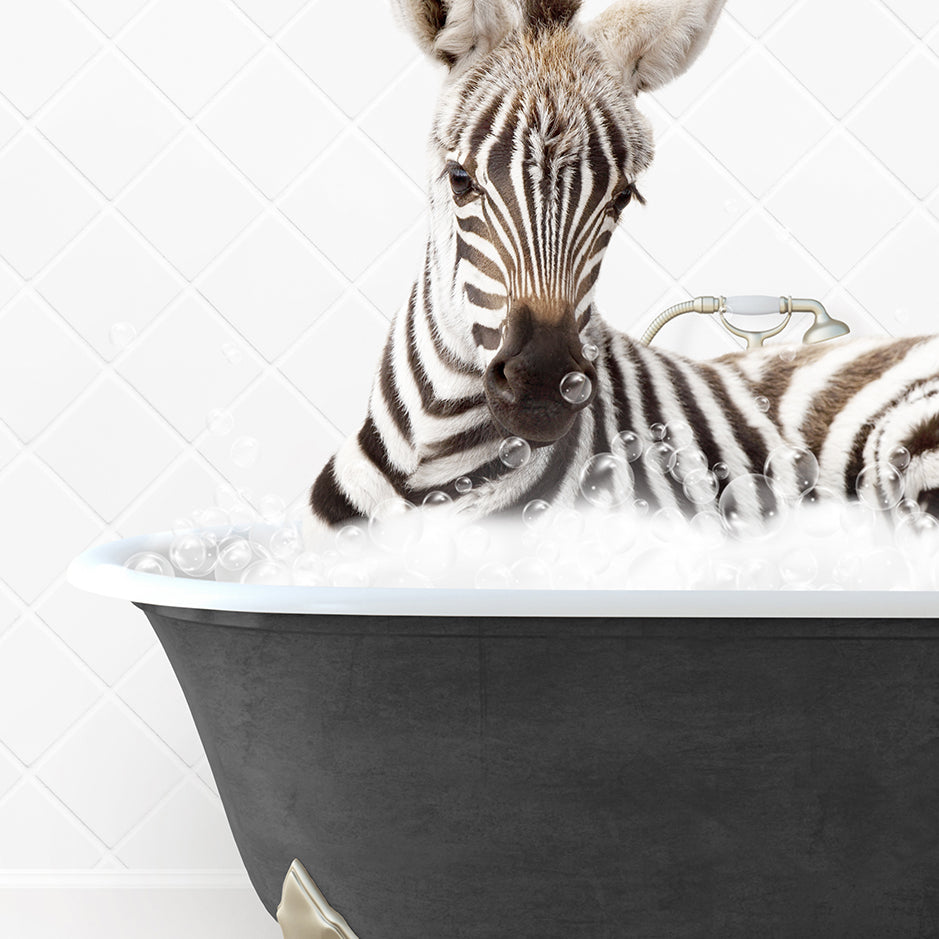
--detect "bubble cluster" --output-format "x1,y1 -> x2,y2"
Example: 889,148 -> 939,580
129,433 -> 939,593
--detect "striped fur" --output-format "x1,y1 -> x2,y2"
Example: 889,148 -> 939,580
309,1 -> 939,529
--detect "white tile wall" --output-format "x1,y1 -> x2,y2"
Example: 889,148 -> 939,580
2,0 -> 939,935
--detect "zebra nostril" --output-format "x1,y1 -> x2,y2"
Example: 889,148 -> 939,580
487,360 -> 515,404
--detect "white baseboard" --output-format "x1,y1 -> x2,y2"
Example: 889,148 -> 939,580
0,874 -> 282,939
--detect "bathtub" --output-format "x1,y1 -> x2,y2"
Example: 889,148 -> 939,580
69,530 -> 939,937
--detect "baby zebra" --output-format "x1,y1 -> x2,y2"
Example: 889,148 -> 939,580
309,0 -> 939,530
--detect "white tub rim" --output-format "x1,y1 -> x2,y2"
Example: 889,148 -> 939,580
66,530 -> 939,619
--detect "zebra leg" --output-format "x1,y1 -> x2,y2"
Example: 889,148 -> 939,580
307,418 -> 413,545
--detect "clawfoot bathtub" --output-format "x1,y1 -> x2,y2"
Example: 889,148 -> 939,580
70,531 -> 939,938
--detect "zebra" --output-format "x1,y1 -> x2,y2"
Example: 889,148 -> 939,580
308,0 -> 939,534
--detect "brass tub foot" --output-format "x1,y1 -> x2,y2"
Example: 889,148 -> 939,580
277,859 -> 360,939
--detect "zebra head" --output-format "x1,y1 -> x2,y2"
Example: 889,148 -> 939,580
394,0 -> 725,444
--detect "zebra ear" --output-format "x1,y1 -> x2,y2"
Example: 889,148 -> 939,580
585,0 -> 726,93
391,0 -> 525,67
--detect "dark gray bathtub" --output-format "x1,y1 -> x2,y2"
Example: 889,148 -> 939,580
71,534 -> 939,938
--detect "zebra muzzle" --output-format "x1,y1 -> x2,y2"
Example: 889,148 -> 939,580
484,303 -> 597,445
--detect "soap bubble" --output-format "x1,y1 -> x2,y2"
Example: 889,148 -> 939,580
192,506 -> 231,535
579,453 -> 633,509
670,446 -> 708,483
248,523 -> 274,558
475,562 -> 513,589
458,524 -> 491,561
292,552 -> 326,586
840,501 -> 878,538
217,537 -> 253,572
169,532 -> 217,576
206,408 -> 234,436
764,446 -> 819,496
895,512 -> 939,555
664,420 -> 694,448
109,322 -> 137,349
780,548 -> 818,586
712,462 -> 730,481
888,446 -> 911,472
455,476 -> 473,494
125,551 -> 174,577
522,499 -> 551,529
895,498 -> 922,521
368,498 -> 422,552
411,526 -> 457,578
649,423 -> 666,441
683,469 -> 719,505
576,539 -> 613,578
798,487 -> 841,537
172,516 -> 194,536
736,557 -> 782,590
511,557 -> 552,588
228,500 -> 256,527
755,395 -> 770,413
719,473 -> 787,540
632,498 -> 649,516
214,484 -> 239,512
650,507 -> 685,543
612,430 -> 642,463
688,511 -> 724,548
221,342 -> 243,364
241,560 -> 289,585
258,493 -> 286,525
423,490 -> 453,508
231,436 -> 260,468
499,436 -> 531,469
269,525 -> 303,561
643,442 -> 676,475
778,346 -> 797,364
582,341 -> 599,362
560,371 -> 592,405
628,547 -> 685,588
856,463 -> 905,511
330,563 -> 370,588
552,508 -> 585,540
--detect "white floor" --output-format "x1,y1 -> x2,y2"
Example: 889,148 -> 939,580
0,885 -> 282,939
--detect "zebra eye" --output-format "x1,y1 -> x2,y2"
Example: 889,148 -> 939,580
447,162 -> 474,197
611,186 -> 634,214
611,183 -> 645,215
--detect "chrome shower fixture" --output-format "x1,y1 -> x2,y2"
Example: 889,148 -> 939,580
640,296 -> 851,349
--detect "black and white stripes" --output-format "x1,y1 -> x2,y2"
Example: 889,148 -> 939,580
309,1 -> 939,531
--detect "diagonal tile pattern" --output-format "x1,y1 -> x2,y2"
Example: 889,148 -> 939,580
1,0 -> 938,897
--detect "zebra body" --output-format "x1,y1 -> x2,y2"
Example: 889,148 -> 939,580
309,0 -> 939,530
312,295 -> 939,524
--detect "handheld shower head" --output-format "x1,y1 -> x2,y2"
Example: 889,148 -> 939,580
640,296 -> 851,348
801,302 -> 851,344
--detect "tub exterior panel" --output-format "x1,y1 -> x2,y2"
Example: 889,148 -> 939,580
140,605 -> 939,938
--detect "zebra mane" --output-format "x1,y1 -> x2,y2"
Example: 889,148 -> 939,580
526,0 -> 582,28
392,0 -> 583,67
